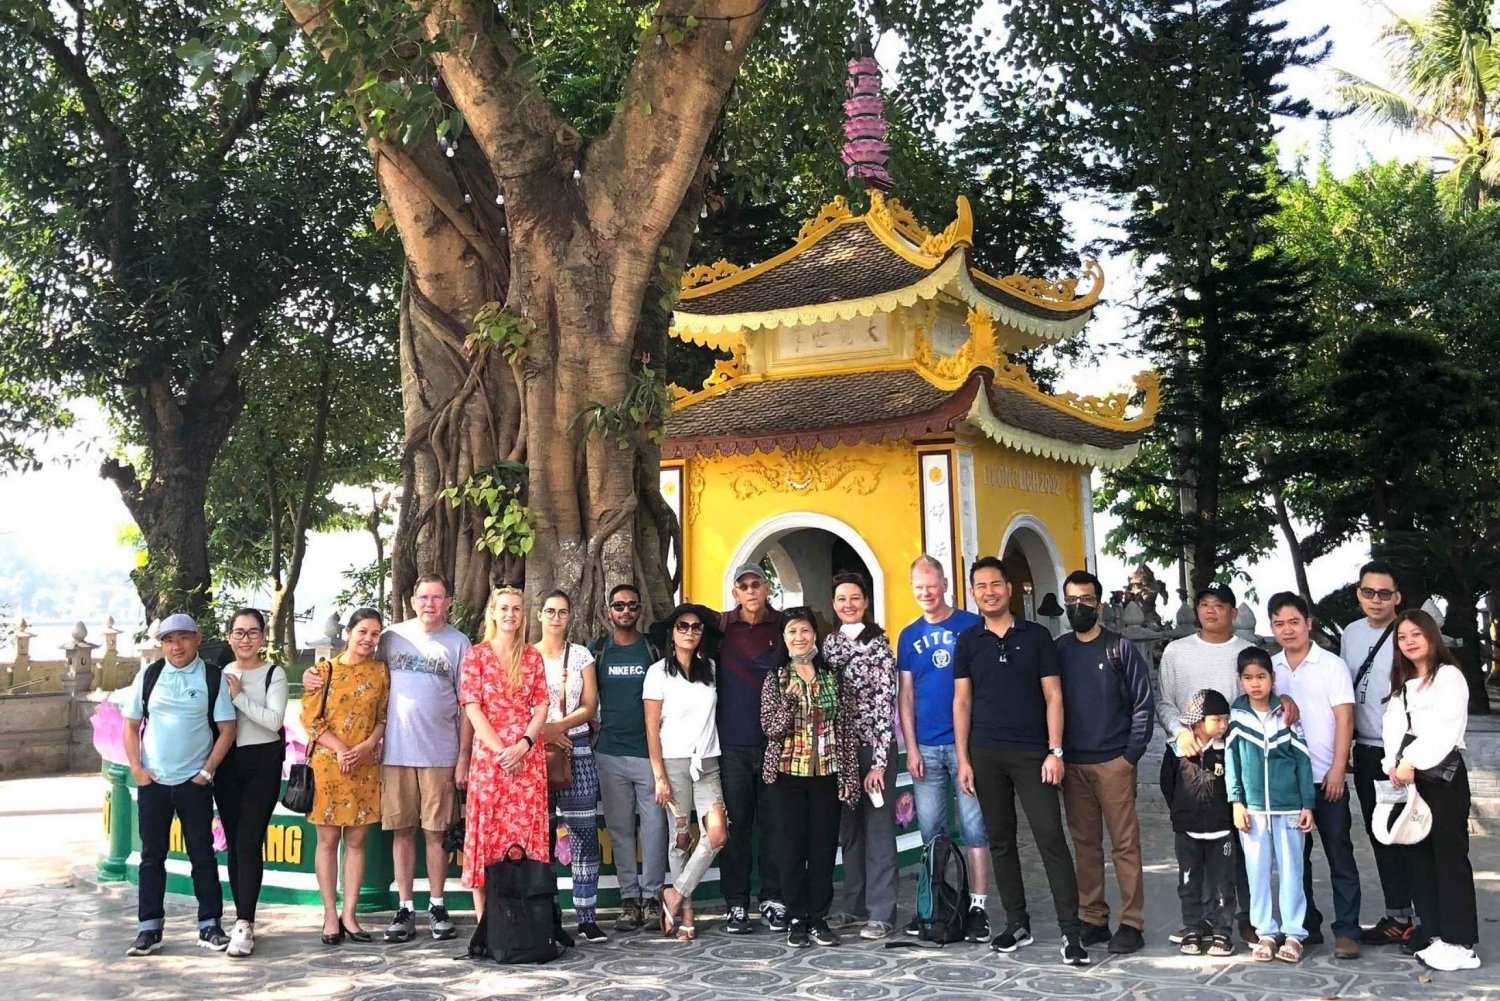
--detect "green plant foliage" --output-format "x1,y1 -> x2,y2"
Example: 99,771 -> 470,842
440,462 -> 536,557
573,363 -> 673,449
469,303 -> 532,361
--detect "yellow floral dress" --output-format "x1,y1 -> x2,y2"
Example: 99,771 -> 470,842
302,655 -> 389,826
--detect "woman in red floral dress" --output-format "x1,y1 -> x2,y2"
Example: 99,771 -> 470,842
460,585 -> 550,918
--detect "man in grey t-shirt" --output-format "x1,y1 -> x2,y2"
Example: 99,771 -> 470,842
304,574 -> 471,942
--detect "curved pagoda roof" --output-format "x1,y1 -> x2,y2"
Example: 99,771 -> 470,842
672,192 -> 1105,345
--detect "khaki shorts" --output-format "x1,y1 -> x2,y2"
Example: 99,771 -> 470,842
380,765 -> 456,832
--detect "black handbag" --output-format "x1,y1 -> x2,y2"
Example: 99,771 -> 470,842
280,660 -> 332,814
467,845 -> 564,964
1399,697 -> 1462,783
442,789 -> 466,853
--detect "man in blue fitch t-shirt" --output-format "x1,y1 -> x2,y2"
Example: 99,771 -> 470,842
896,554 -> 991,942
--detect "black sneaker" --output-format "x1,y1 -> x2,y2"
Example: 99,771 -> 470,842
904,915 -> 921,937
428,904 -> 456,941
1081,921 -> 1111,946
964,906 -> 991,943
1361,916 -> 1414,946
126,930 -> 163,956
198,924 -> 231,951
725,905 -> 754,935
555,924 -> 575,948
385,907 -> 415,943
808,920 -> 840,946
616,899 -> 644,932
990,922 -> 1033,953
1237,915 -> 1258,946
787,919 -> 811,949
1108,924 -> 1145,954
1061,932 -> 1091,966
1169,925 -> 1192,945
577,922 -> 608,943
761,900 -> 788,932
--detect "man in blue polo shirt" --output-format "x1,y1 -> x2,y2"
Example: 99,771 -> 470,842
122,614 -> 238,957
955,557 -> 1087,967
896,554 -> 990,941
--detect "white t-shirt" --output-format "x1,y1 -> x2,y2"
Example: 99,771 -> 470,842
1273,643 -> 1354,781
1340,618 -> 1397,745
642,659 -> 720,761
543,643 -> 596,737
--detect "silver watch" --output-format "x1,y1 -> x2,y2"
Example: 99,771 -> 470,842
1049,747 -> 1064,759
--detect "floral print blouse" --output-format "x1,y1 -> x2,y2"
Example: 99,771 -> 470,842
821,629 -> 898,771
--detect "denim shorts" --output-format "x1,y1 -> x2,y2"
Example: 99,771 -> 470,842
912,742 -> 988,847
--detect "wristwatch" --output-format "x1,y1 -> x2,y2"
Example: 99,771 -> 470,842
197,768 -> 215,783
1049,747 -> 1064,759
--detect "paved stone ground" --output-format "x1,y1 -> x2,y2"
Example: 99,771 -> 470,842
7,773 -> 1500,1001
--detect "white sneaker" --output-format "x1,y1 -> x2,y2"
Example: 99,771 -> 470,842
1421,940 -> 1480,972
226,920 -> 254,958
1415,938 -> 1449,966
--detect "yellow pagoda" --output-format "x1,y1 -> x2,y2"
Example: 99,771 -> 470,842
656,192 -> 1158,629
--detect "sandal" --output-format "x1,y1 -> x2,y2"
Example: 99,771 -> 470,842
1179,931 -> 1203,956
1253,937 -> 1276,962
1276,937 -> 1304,963
675,924 -> 696,943
659,890 -> 681,937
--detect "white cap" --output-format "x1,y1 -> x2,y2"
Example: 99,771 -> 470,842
154,613 -> 200,639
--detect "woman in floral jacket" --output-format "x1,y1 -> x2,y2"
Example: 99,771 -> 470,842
821,571 -> 899,939
761,606 -> 860,949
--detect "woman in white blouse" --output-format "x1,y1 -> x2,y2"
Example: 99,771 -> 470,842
644,603 -> 726,943
1382,609 -> 1478,971
213,608 -> 289,957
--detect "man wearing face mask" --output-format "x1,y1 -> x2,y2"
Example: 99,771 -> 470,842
1056,570 -> 1154,956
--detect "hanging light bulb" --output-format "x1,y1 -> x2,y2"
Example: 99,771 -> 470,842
655,34 -> 663,46
463,193 -> 472,204
496,193 -> 505,206
700,206 -> 708,219
724,39 -> 732,52
573,168 -> 581,180
445,147 -> 455,158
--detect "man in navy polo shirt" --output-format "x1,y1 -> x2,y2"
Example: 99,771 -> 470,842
955,557 -> 1087,967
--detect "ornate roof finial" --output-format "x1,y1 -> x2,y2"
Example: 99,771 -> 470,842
841,56 -> 893,192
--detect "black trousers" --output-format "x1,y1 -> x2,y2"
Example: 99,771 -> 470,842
719,744 -> 782,909
138,779 -> 221,929
769,773 -> 840,923
1409,762 -> 1479,947
969,746 -> 1080,936
1352,742 -> 1414,914
213,741 -> 284,923
1174,832 -> 1235,935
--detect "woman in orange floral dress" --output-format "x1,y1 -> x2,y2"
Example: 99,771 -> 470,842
302,607 -> 388,944
460,586 -> 550,919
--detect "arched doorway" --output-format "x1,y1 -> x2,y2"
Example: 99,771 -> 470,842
725,512 -> 884,626
999,515 -> 1065,623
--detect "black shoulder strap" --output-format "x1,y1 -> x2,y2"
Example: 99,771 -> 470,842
140,659 -> 166,723
1102,629 -> 1134,707
1353,622 -> 1397,690
205,663 -> 222,739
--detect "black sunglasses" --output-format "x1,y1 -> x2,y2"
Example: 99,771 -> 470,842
610,601 -> 641,612
674,621 -> 705,634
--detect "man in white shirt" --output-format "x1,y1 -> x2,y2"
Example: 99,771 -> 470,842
1340,560 -> 1413,946
1269,592 -> 1359,960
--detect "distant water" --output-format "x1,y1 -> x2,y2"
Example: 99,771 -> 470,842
0,620 -> 150,661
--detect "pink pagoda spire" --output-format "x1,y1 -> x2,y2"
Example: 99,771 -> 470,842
841,56 -> 893,192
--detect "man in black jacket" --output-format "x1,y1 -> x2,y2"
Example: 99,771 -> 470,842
1057,570 -> 1154,955
1160,689 -> 1235,957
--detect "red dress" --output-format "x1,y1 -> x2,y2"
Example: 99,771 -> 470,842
459,642 -> 550,887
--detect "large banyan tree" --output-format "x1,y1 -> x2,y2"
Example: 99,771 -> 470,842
279,0 -> 990,628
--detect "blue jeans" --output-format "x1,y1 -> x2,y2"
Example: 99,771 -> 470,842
1240,813 -> 1307,939
912,743 -> 987,847
1302,786 -> 1362,939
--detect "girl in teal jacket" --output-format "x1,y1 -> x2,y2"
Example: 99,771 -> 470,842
1225,647 -> 1314,963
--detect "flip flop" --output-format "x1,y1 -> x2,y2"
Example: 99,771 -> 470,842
676,924 -> 696,943
659,891 -> 680,937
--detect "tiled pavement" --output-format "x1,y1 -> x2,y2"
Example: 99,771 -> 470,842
5,773 -> 1498,1001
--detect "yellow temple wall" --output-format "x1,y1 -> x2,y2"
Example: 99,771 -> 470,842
672,440 -> 928,628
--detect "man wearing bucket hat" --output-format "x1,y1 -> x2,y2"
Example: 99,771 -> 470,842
123,614 -> 238,957
716,562 -> 786,934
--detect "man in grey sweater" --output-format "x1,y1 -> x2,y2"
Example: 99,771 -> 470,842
1155,583 -> 1298,946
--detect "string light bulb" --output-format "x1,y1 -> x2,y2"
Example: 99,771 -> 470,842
573,168 -> 581,180
496,193 -> 505,206
724,39 -> 732,51
463,193 -> 472,204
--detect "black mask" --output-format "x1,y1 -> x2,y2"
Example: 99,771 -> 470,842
1066,604 -> 1100,633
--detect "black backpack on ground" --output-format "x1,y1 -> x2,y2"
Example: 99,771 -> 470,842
914,832 -> 970,945
467,847 -> 565,964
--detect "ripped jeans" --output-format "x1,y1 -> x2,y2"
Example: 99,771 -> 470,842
662,755 -> 725,898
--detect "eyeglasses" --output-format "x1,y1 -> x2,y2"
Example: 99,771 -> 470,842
1063,596 -> 1100,609
1358,587 -> 1397,601
540,608 -> 570,619
228,629 -> 263,640
674,621 -> 705,634
610,601 -> 640,612
735,579 -> 765,591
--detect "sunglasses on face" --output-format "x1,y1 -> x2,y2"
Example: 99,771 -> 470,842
735,579 -> 765,591
674,621 -> 705,634
1063,596 -> 1100,609
1358,587 -> 1396,601
610,601 -> 641,612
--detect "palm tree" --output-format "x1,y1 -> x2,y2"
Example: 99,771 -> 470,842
1334,0 -> 1500,209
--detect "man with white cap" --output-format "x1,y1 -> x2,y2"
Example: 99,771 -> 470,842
122,614 -> 238,956
716,562 -> 787,934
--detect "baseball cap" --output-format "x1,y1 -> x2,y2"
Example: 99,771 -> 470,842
1179,688 -> 1231,726
733,563 -> 767,584
1194,582 -> 1236,606
155,613 -> 200,639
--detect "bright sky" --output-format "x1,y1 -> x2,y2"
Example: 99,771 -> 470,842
0,0 -> 1442,631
